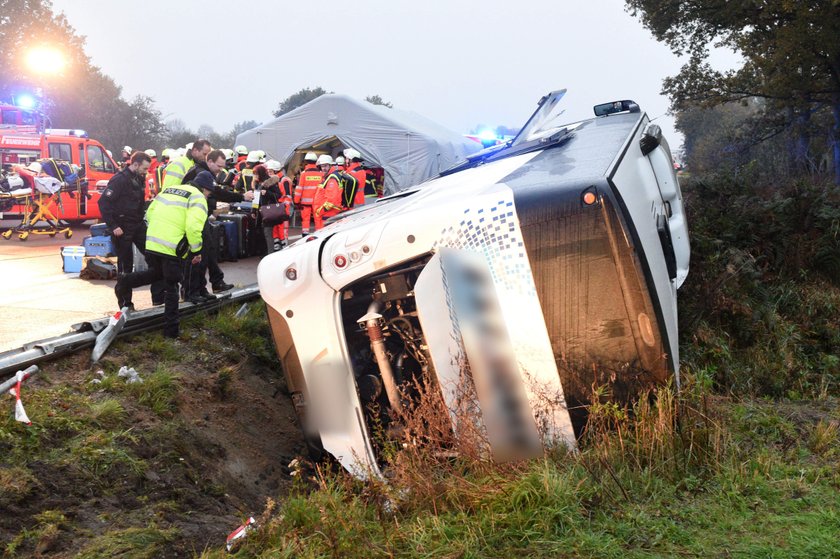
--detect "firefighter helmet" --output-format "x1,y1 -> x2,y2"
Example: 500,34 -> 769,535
304,152 -> 318,162
344,148 -> 362,161
266,159 -> 282,171
235,145 -> 249,155
246,151 -> 261,163
335,156 -> 345,166
122,146 -> 132,154
144,149 -> 156,157
316,154 -> 334,166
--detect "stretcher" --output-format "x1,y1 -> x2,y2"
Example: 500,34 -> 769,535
1,169 -> 75,241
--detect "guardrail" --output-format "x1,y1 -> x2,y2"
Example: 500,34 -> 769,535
0,284 -> 260,378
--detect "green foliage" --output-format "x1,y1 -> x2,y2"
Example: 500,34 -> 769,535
201,392 -> 840,558
75,526 -> 179,559
626,0 -> 840,183
679,177 -> 840,397
273,87 -> 331,118
364,95 -> 393,108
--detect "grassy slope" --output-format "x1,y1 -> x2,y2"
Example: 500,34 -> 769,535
202,178 -> 840,558
0,303 -> 303,558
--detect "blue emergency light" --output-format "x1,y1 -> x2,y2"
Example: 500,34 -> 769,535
15,94 -> 36,109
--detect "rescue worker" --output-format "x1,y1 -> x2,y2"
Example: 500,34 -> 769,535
344,148 -> 367,207
334,155 -> 346,170
144,149 -> 159,199
120,146 -> 132,165
313,154 -> 344,230
266,160 -> 293,249
162,139 -> 211,188
235,151 -> 261,192
151,149 -> 172,197
293,152 -> 323,235
234,145 -> 249,171
115,171 -> 211,338
182,150 -> 254,302
99,151 -> 152,276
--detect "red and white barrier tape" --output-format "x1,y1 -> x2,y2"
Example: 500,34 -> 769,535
9,370 -> 31,425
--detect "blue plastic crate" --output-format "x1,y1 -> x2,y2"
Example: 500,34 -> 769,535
61,246 -> 85,273
83,235 -> 114,257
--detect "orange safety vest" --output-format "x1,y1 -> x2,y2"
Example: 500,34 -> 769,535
295,164 -> 323,206
278,173 -> 293,202
346,162 -> 367,207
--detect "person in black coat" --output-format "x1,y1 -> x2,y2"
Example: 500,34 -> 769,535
99,151 -> 151,276
181,149 -> 254,303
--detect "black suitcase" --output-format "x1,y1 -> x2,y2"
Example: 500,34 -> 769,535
246,214 -> 267,257
208,221 -> 226,262
218,214 -> 248,258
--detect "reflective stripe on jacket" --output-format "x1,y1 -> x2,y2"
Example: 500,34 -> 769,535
346,163 -> 367,207
145,185 -> 207,258
161,155 -> 195,188
296,169 -> 324,205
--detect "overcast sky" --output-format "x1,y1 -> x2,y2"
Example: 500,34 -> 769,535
51,0 -> 740,150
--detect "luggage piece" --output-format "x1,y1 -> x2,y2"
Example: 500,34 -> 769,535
218,220 -> 238,261
230,201 -> 255,213
218,214 -> 248,258
61,246 -> 85,273
132,243 -> 148,272
82,257 -> 117,280
208,221 -> 226,263
83,235 -> 115,257
90,223 -> 111,237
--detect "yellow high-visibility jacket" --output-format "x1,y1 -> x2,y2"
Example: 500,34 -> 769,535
161,155 -> 195,188
145,184 -> 207,258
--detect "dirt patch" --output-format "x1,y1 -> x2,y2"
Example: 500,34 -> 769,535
0,307 -> 305,557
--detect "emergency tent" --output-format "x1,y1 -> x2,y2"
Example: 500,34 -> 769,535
235,94 -> 481,193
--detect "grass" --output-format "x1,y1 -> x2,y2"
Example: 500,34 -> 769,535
75,526 -> 179,559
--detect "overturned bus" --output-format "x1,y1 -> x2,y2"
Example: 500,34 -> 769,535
258,90 -> 690,477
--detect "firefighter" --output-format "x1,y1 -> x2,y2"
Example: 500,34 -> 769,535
151,149 -> 171,196
99,151 -> 152,276
144,149 -> 159,199
265,159 -> 293,250
313,154 -> 344,230
234,145 -> 249,171
344,148 -> 367,207
235,151 -> 261,192
293,152 -> 322,235
114,171 -> 211,338
162,139 -> 211,188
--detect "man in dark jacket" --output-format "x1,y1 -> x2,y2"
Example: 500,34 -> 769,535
182,149 -> 254,303
99,151 -> 151,275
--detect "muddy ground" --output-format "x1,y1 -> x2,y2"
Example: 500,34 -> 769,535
0,305 -> 305,557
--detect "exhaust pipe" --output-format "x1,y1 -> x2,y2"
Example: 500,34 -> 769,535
357,302 -> 403,414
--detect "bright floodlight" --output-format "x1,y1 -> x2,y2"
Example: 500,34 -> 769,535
16,94 -> 36,109
26,46 -> 66,75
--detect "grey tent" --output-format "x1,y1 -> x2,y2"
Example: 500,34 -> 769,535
235,94 -> 481,194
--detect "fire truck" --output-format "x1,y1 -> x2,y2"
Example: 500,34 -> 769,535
1,109 -> 118,223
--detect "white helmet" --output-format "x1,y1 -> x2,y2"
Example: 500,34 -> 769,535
144,149 -> 156,157
176,148 -> 186,158
254,150 -> 266,162
235,145 -> 249,155
266,159 -> 282,171
246,151 -> 261,163
344,148 -> 362,161
335,155 -> 345,166
185,142 -> 194,150
222,148 -> 235,161
161,148 -> 173,159
122,146 -> 132,154
27,161 -> 43,173
304,152 -> 318,162
316,154 -> 334,166
106,150 -> 113,158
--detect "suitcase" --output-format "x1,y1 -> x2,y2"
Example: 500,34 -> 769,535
218,214 -> 248,258
90,223 -> 111,237
219,220 -> 238,261
208,221 -> 226,263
